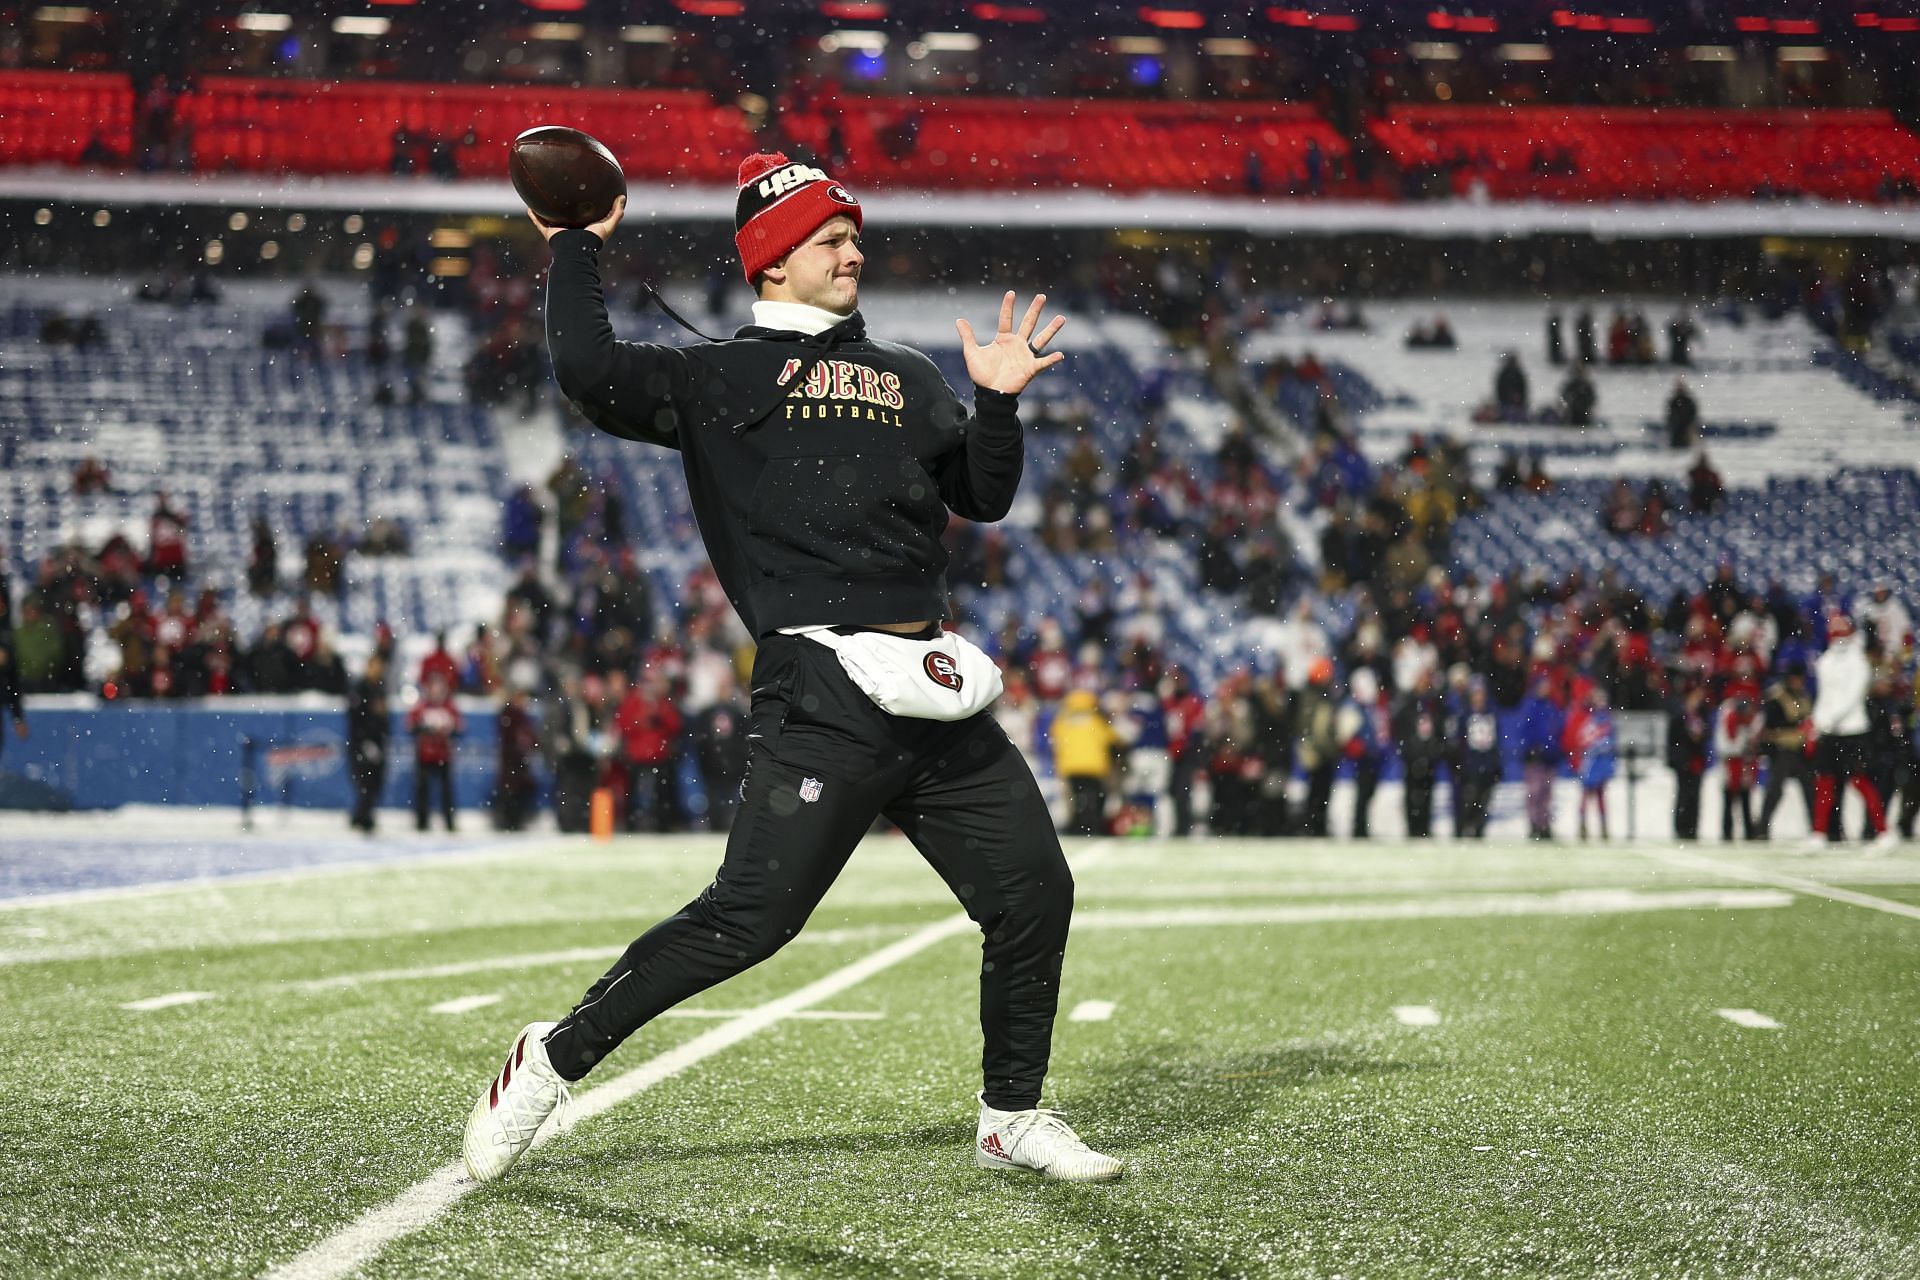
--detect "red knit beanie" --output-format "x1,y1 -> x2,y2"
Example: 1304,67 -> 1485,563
733,152 -> 862,282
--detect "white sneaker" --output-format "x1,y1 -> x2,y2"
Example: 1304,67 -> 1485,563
1872,830 -> 1901,854
462,1021 -> 570,1183
976,1098 -> 1123,1182
1799,835 -> 1831,854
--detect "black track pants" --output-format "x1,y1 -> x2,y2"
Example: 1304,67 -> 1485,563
542,634 -> 1074,1111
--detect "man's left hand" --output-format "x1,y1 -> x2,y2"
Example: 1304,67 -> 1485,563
957,292 -> 1066,395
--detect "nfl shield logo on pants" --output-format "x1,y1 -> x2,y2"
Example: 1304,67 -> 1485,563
798,776 -> 823,803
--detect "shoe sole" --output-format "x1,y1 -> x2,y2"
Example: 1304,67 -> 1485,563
975,1151 -> 1125,1182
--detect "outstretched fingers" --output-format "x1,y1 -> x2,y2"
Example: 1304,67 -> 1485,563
1033,313 -> 1067,352
955,317 -> 978,347
997,290 -> 1017,336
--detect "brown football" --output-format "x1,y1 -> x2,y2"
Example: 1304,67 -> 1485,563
509,125 -> 627,229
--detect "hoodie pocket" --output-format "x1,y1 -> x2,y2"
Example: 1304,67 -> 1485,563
745,445 -> 946,580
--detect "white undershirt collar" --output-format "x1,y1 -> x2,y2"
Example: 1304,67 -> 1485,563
751,299 -> 849,336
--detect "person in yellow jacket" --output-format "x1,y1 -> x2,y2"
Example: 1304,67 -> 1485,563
1052,689 -> 1117,836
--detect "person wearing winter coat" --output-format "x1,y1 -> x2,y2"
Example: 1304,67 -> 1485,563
1756,664 -> 1816,839
345,654 -> 390,833
1337,668 -> 1392,839
1714,693 -> 1762,842
1866,668 -> 1915,844
1391,673 -> 1448,838
1809,616 -> 1893,849
1667,683 -> 1711,841
1052,689 -> 1117,837
408,671 -> 465,832
1514,675 -> 1565,840
1449,680 -> 1502,838
1293,659 -> 1342,838
1563,688 -> 1616,840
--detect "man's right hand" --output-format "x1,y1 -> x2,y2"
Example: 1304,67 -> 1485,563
529,194 -> 627,245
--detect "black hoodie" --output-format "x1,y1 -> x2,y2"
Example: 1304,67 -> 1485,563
545,228 -> 1025,638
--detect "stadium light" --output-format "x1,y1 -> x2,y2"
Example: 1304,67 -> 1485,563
820,29 -> 888,50
1114,35 -> 1167,53
1141,7 -> 1207,29
675,0 -> 746,14
331,16 -> 392,35
822,1 -> 889,18
1498,43 -> 1552,60
521,0 -> 587,10
622,24 -> 676,41
921,31 -> 982,50
32,6 -> 92,20
235,13 -> 294,32
971,3 -> 1046,22
529,22 -> 584,39
1686,44 -> 1735,60
1777,45 -> 1828,61
1203,37 -> 1260,55
1409,41 -> 1461,59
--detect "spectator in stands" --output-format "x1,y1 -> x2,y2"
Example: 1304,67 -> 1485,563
419,631 -> 461,691
1564,687 -> 1616,841
1668,681 -> 1711,841
302,530 -> 344,598
1663,379 -> 1701,450
1281,659 -> 1332,836
1687,452 -> 1724,514
1667,311 -> 1698,366
0,570 -> 24,763
347,655 -> 390,834
1515,675 -> 1564,840
495,686 -> 541,832
1716,693 -> 1762,842
402,310 -> 433,405
291,286 -> 328,360
692,690 -> 750,832
1163,667 -> 1207,837
1558,365 -> 1597,428
1546,310 -> 1565,365
1337,668 -> 1391,839
1862,584 -> 1914,659
1406,315 -> 1456,349
1494,352 -> 1529,422
409,671 -> 464,832
1888,674 -> 1920,842
73,456 -> 110,496
1575,307 -> 1597,364
1052,689 -> 1116,837
1393,670 -> 1447,838
614,667 -> 683,833
146,491 -> 189,580
1809,615 -> 1894,850
501,485 -> 543,563
1449,679 -> 1501,838
248,515 -> 278,597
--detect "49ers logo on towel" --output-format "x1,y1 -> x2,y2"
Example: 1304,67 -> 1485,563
923,652 -> 964,692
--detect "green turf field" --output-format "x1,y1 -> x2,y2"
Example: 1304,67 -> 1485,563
4,836 -> 1918,1279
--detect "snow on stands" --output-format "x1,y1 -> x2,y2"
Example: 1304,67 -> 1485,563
1242,299 -> 1920,602
0,277 -> 507,646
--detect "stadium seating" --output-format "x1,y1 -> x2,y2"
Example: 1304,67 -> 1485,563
0,286 -> 508,644
1242,299 -> 1920,607
1366,106 -> 1920,202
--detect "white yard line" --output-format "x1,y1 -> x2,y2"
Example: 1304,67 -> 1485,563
1068,1000 -> 1117,1022
1716,1007 -> 1783,1030
1635,845 -> 1920,923
290,887 -> 1792,996
1073,887 -> 1794,930
428,994 -> 503,1016
120,991 -> 215,1012
1393,1005 -> 1443,1027
300,947 -> 621,991
259,912 -> 974,1280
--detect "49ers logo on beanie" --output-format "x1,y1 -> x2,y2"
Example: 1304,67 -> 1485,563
735,151 -> 862,282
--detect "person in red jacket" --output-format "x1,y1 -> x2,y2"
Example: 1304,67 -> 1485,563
614,667 -> 684,832
408,672 -> 464,832
418,630 -> 461,692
